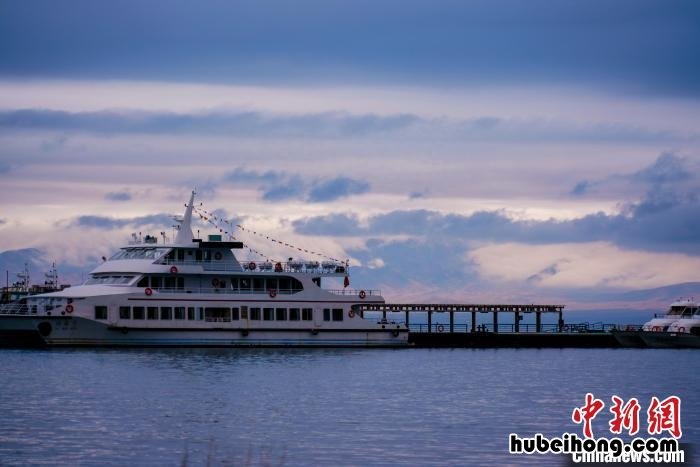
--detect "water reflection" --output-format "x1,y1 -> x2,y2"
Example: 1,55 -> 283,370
0,348 -> 696,466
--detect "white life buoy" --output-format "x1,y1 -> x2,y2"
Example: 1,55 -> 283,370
359,290 -> 367,299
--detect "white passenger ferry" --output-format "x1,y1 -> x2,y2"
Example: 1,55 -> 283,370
0,192 -> 408,347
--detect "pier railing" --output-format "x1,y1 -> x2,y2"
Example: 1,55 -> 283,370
406,322 -> 641,334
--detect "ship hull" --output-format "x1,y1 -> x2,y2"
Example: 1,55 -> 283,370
638,331 -> 700,349
0,315 -> 409,348
610,330 -> 646,348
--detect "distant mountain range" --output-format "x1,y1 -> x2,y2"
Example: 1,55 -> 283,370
1,248 -> 698,310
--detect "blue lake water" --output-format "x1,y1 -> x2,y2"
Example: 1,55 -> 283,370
0,348 -> 697,466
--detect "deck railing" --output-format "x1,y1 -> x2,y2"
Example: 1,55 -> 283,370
160,259 -> 347,274
326,289 -> 381,297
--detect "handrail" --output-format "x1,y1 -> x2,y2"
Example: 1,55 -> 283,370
326,289 -> 381,297
159,259 -> 347,274
154,287 -> 302,295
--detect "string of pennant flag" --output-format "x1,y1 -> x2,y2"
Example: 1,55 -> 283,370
193,206 -> 274,262
193,205 -> 343,263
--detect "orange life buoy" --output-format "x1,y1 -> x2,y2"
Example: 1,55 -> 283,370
65,304 -> 74,313
348,310 -> 356,318
145,287 -> 153,296
274,262 -> 283,272
437,324 -> 445,333
268,289 -> 277,298
359,290 -> 366,299
248,262 -> 256,271
170,266 -> 178,274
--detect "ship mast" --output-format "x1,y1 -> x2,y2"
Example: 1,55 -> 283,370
174,190 -> 196,245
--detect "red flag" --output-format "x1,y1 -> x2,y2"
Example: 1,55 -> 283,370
344,276 -> 350,288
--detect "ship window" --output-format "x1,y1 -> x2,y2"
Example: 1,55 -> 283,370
263,308 -> 274,321
160,307 -> 172,320
205,307 -> 230,322
119,306 -> 130,320
147,307 -> 158,320
164,277 -> 176,289
151,277 -> 162,289
253,278 -> 265,292
332,309 -> 343,322
267,278 -> 278,291
323,308 -> 331,321
302,308 -> 313,321
177,250 -> 185,261
276,308 -> 287,321
240,306 -> 248,319
133,306 -> 145,319
279,278 -> 291,291
137,277 -> 149,287
94,306 -> 108,320
250,308 -> 261,320
230,277 -> 239,290
240,278 -> 250,291
231,307 -> 240,320
289,308 -> 300,321
187,307 -> 195,320
174,307 -> 185,320
195,250 -> 202,261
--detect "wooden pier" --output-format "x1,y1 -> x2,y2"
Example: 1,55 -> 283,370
354,302 -> 622,348
353,303 -> 565,333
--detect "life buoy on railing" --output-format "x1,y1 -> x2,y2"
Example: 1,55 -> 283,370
145,287 -> 153,296
65,304 -> 74,313
211,278 -> 220,288
359,290 -> 367,299
248,261 -> 256,271
170,266 -> 178,274
274,262 -> 283,272
437,324 -> 445,333
348,310 -> 356,318
678,327 -> 685,333
268,289 -> 277,298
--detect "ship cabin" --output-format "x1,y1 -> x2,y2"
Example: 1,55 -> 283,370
87,234 -> 349,296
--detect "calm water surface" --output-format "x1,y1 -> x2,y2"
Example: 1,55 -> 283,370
0,348 -> 697,466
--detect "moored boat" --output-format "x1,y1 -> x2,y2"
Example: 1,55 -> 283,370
0,191 -> 408,347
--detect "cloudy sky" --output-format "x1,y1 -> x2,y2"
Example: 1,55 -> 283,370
1,0 -> 699,307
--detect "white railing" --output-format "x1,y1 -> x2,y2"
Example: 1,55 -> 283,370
327,289 -> 381,297
153,287 -> 302,295
160,259 -> 347,274
0,303 -> 30,315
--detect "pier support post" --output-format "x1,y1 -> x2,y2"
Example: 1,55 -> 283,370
558,309 -> 564,332
514,311 -> 520,332
449,311 -> 454,333
471,312 -> 476,333
536,312 -> 541,332
428,310 -> 432,333
493,312 -> 498,333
